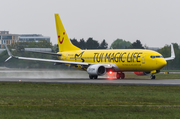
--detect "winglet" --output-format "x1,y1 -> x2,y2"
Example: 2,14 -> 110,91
164,44 -> 175,61
4,44 -> 13,62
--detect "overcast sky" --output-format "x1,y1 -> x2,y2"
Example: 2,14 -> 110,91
1,0 -> 180,48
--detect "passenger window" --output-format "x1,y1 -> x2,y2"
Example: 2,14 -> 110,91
156,56 -> 163,58
151,56 -> 163,58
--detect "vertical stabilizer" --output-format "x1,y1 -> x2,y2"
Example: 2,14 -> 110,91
55,14 -> 81,52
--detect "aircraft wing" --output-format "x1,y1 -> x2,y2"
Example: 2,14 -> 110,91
164,44 -> 175,61
13,56 -> 89,65
4,44 -> 89,66
25,50 -> 62,56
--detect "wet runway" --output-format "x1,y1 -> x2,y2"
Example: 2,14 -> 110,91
0,77 -> 180,86
0,69 -> 180,85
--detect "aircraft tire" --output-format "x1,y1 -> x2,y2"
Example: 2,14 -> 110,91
120,73 -> 125,79
94,75 -> 98,79
117,72 -> 125,79
116,73 -> 120,79
89,75 -> 98,79
89,75 -> 93,79
122,73 -> 125,79
150,75 -> 155,79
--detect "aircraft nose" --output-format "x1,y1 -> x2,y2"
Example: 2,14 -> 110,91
159,59 -> 167,69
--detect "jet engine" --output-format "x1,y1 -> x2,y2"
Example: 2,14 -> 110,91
87,64 -> 106,76
134,71 -> 150,76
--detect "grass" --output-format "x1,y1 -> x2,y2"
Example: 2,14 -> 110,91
1,106 -> 180,119
0,83 -> 180,118
1,83 -> 180,106
162,70 -> 180,72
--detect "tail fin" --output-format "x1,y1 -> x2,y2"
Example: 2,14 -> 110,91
55,14 -> 81,52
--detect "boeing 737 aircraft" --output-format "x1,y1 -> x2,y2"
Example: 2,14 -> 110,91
5,13 -> 175,79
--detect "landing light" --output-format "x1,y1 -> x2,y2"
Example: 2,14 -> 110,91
109,71 -> 113,74
107,70 -> 115,79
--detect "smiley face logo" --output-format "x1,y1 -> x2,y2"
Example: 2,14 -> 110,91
58,32 -> 65,44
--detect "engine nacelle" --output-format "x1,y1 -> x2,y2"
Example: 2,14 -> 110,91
87,64 -> 106,76
134,71 -> 150,76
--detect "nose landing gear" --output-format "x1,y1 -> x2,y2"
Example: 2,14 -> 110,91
150,74 -> 156,79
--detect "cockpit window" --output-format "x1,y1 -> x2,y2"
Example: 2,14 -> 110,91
150,56 -> 163,59
151,56 -> 155,58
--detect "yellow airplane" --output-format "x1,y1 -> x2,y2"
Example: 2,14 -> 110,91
5,13 -> 175,79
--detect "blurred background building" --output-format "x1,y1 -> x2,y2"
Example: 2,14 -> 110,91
19,34 -> 50,42
0,31 -> 19,48
0,31 -> 50,49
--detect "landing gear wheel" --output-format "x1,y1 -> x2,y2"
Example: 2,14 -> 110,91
116,72 -> 125,79
89,75 -> 93,79
122,73 -> 125,79
89,75 -> 98,79
116,73 -> 120,79
150,75 -> 155,79
94,75 -> 98,79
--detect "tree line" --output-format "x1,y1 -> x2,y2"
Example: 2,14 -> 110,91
110,39 -> 145,49
70,38 -> 108,49
70,38 -> 145,50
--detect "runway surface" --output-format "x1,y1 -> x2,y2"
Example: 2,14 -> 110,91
0,77 -> 180,86
0,69 -> 180,85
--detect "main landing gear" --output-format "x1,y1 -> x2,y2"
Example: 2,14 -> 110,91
89,75 -> 98,79
150,74 -> 156,79
116,72 -> 125,79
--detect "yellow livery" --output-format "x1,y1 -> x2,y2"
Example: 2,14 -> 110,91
5,13 -> 175,79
